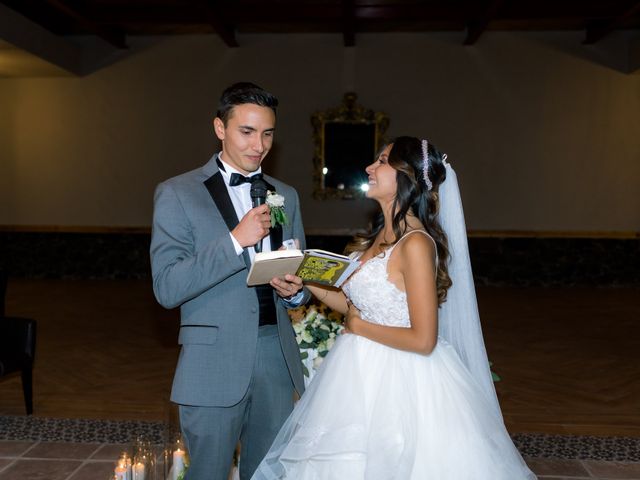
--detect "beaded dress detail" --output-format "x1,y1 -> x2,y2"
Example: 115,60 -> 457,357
342,232 -> 436,328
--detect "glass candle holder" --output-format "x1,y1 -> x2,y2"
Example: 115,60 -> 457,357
163,403 -> 189,480
133,435 -> 157,480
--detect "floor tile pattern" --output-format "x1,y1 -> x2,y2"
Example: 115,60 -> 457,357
0,415 -> 165,444
513,434 -> 640,462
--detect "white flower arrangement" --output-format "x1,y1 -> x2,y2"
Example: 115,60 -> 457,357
289,302 -> 344,382
266,190 -> 288,227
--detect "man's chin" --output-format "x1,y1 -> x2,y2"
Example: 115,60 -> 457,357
244,159 -> 263,172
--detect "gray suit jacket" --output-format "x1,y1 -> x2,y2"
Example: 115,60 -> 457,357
150,154 -> 307,407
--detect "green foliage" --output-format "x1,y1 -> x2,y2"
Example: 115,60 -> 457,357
489,361 -> 501,382
270,207 -> 289,227
292,303 -> 344,377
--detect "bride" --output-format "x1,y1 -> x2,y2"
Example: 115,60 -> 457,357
253,136 -> 536,479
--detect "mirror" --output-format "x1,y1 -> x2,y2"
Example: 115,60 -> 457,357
311,93 -> 389,199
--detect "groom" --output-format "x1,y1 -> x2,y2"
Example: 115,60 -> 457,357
151,82 -> 308,479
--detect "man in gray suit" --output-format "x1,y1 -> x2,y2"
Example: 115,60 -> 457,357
151,82 -> 308,479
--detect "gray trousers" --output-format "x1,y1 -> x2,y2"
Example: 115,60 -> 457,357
179,325 -> 295,480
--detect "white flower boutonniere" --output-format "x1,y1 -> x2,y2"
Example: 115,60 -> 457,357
266,190 -> 288,227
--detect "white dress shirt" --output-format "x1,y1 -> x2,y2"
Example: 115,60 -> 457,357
218,155 -> 305,306
217,155 -> 272,262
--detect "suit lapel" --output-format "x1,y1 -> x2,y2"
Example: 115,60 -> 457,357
203,172 -> 252,269
270,224 -> 283,250
261,177 -> 283,250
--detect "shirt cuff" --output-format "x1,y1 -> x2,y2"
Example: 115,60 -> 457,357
281,290 -> 306,308
229,232 -> 244,256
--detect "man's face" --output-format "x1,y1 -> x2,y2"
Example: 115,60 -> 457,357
213,103 -> 276,175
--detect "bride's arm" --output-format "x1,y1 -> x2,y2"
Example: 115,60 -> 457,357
306,285 -> 349,315
345,235 -> 438,354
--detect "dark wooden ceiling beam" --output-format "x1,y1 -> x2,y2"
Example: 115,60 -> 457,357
464,0 -> 505,45
79,3 -> 601,26
201,0 -> 238,47
77,4 -> 459,24
343,0 -> 355,46
499,1 -> 619,20
584,1 -> 640,44
0,2 -> 82,74
42,0 -> 127,49
29,1 -> 640,37
355,5 -> 461,21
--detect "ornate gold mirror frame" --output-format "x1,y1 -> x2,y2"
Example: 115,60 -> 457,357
311,93 -> 390,199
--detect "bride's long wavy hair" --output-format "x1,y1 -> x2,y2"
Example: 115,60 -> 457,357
346,136 -> 452,304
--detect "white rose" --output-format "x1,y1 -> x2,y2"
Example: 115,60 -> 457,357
302,331 -> 313,343
326,337 -> 335,350
313,356 -> 324,369
312,317 -> 324,328
266,191 -> 285,208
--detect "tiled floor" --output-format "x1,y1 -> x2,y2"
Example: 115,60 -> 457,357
527,457 -> 640,479
1,414 -> 637,479
1,281 -> 639,479
1,440 -> 640,479
0,441 -> 124,480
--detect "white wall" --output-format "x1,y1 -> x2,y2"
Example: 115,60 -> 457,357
1,32 -> 639,232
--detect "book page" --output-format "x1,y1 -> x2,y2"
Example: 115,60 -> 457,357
247,252 -> 304,286
296,253 -> 358,287
303,249 -> 351,260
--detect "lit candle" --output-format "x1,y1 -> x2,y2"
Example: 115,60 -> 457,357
126,456 -> 133,480
133,461 -> 145,480
114,465 -> 127,480
172,448 -> 186,480
118,454 -> 132,480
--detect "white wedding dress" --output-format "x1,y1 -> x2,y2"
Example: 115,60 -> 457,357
252,231 -> 536,479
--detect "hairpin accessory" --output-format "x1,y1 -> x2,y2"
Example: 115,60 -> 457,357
421,139 -> 433,191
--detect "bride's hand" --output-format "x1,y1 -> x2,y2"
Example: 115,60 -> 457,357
344,301 -> 361,334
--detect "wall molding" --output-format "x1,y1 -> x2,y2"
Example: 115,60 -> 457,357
1,230 -> 638,285
0,225 -> 150,234
1,225 -> 637,239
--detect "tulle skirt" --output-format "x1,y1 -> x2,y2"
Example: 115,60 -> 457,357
252,333 -> 536,479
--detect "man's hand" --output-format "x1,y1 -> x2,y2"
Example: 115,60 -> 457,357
231,205 -> 271,248
271,274 -> 303,299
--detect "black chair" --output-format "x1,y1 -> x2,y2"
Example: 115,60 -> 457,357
0,268 -> 6,316
0,269 -> 37,415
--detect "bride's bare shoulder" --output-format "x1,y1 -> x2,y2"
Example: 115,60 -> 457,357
394,230 -> 436,265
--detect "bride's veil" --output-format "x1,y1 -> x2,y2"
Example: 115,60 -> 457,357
437,160 -> 503,419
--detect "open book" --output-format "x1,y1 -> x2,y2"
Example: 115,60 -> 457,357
247,249 -> 360,288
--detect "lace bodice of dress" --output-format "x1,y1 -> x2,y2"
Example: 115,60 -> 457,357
342,230 -> 437,328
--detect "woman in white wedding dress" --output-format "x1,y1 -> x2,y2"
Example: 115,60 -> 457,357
252,136 -> 536,479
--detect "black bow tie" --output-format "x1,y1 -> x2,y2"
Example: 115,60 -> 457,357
229,172 -> 264,187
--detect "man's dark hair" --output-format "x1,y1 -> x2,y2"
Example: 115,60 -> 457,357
216,82 -> 278,125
